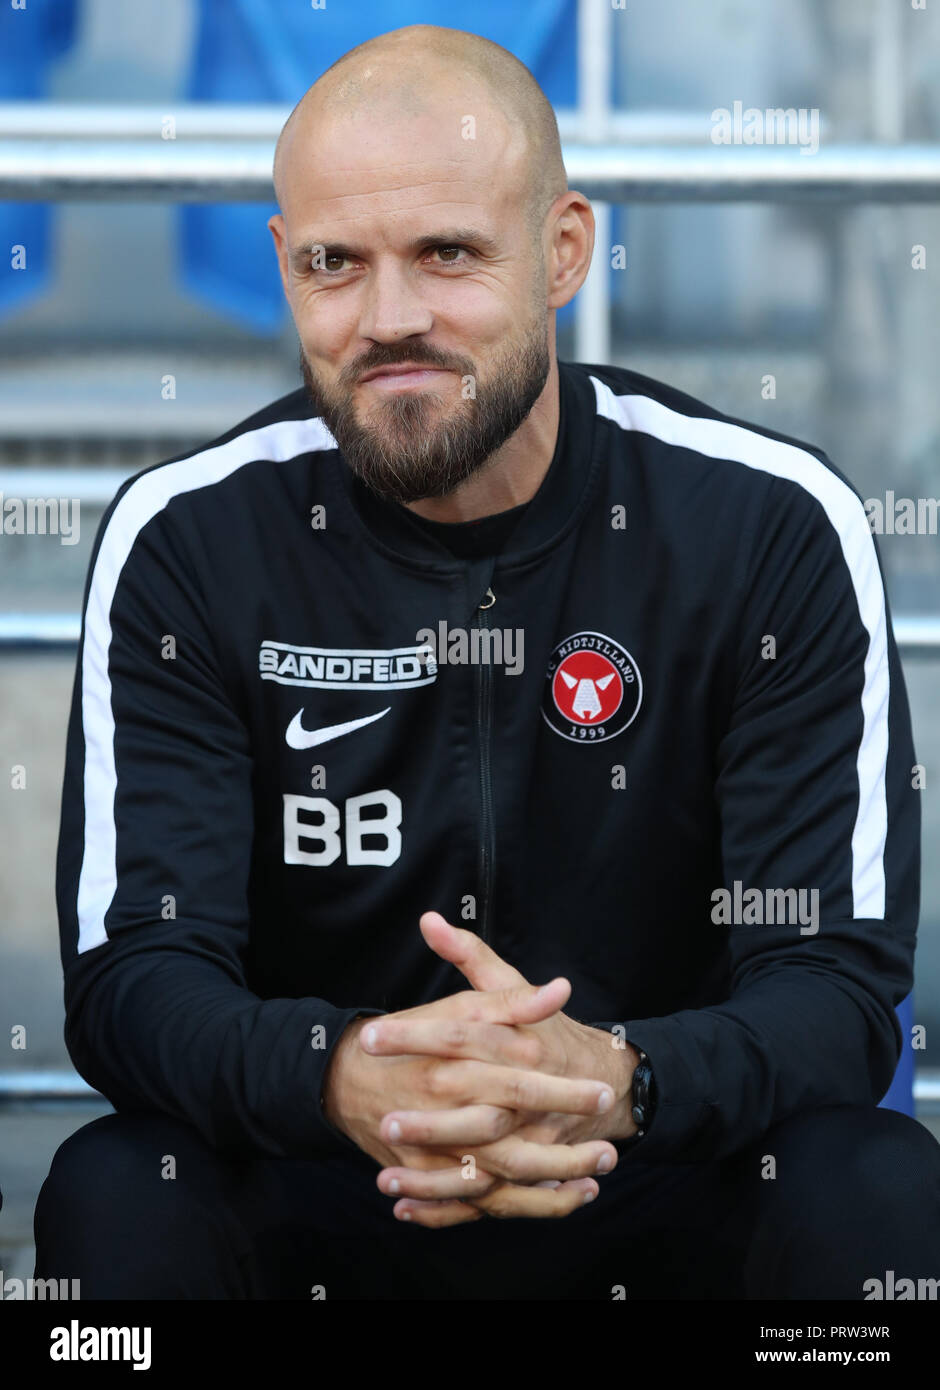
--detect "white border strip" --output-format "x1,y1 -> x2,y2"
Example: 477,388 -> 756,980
76,416 -> 336,954
591,376 -> 889,919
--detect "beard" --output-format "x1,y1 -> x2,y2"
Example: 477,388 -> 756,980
298,319 -> 551,505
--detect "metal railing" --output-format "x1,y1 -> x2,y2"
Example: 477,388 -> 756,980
0,611 -> 929,653
2,613 -> 937,653
1,138 -> 938,203
0,102 -> 777,144
2,1067 -> 937,1111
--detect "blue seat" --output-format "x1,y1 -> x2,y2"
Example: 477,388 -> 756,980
879,993 -> 915,1117
180,0 -> 577,331
0,1 -> 77,317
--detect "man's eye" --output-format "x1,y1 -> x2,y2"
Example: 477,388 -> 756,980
309,247 -> 469,274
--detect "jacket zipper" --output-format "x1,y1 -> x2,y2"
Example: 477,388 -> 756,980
475,587 -> 496,943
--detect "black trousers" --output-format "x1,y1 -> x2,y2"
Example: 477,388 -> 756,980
33,1104 -> 940,1300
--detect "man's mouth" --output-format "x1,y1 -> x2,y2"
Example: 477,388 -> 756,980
359,364 -> 451,391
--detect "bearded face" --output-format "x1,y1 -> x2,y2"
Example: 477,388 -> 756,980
299,315 -> 551,506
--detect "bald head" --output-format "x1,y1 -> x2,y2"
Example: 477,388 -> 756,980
272,24 -> 567,248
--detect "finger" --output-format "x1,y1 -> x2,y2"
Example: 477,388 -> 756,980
363,1016 -> 549,1068
395,1178 -> 598,1226
378,1163 -> 499,1202
418,1060 -> 615,1116
380,1131 -> 614,1199
380,1104 -> 518,1148
419,912 -> 534,995
362,978 -> 570,1034
393,1198 -> 485,1229
382,1130 -> 617,1189
471,1136 -> 619,1184
472,1177 -> 599,1220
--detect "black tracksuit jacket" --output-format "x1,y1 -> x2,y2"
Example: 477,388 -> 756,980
55,358 -> 919,1163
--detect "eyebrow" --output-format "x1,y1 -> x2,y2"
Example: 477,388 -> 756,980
290,228 -> 499,267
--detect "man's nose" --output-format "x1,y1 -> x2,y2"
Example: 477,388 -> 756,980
357,259 -> 434,343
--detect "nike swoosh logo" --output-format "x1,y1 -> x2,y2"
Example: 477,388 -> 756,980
285,707 -> 391,750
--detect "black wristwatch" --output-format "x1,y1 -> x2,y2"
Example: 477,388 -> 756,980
629,1048 -> 657,1136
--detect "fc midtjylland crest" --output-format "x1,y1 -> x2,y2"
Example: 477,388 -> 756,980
542,631 -> 642,743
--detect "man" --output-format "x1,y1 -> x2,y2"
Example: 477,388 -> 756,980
35,25 -> 940,1299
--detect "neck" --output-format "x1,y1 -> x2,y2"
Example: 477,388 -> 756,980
403,356 -> 560,524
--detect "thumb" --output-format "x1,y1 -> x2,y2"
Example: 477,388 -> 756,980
419,912 -> 572,1021
419,910 -> 528,991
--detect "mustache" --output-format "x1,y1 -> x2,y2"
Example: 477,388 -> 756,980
339,347 -> 474,386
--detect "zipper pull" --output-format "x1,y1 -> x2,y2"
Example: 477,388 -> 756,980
479,587 -> 496,610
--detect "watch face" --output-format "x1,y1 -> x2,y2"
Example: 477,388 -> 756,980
631,1059 -> 654,1124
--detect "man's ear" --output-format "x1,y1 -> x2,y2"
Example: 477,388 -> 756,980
546,192 -> 594,311
268,213 -> 290,296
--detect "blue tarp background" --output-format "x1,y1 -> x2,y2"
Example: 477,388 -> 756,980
181,0 -> 578,330
0,0 -> 78,314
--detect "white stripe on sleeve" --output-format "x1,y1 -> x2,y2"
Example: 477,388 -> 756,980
591,376 -> 889,919
77,417 -> 336,954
